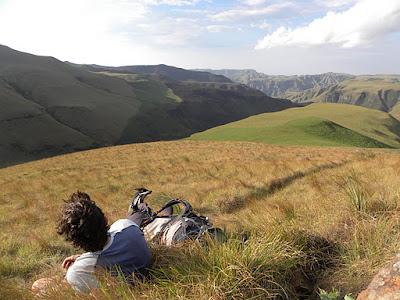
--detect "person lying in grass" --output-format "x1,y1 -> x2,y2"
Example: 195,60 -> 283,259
32,191 -> 152,295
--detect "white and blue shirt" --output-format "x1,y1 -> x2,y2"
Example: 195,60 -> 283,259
66,219 -> 151,293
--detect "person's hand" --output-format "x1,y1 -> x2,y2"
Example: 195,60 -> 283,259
62,254 -> 81,270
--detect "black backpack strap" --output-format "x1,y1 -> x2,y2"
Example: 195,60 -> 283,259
156,199 -> 193,217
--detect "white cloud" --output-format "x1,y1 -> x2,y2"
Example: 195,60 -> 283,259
144,0 -> 201,5
0,0 -> 206,64
241,0 -> 268,6
255,0 -> 400,49
206,25 -> 235,33
211,2 -> 294,21
0,0 -> 147,56
0,0 -> 398,74
251,21 -> 271,30
136,18 -> 203,46
317,0 -> 356,8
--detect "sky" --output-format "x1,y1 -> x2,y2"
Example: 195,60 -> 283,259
0,0 -> 399,75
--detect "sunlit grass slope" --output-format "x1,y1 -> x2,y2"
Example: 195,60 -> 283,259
190,103 -> 400,148
1,141 -> 400,299
392,103 -> 400,121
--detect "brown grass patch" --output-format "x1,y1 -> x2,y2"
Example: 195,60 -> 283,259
0,141 -> 399,299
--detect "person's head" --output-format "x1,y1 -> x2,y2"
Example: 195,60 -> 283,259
57,191 -> 109,252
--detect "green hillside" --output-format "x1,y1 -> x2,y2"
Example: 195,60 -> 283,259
0,45 -> 294,168
190,103 -> 400,148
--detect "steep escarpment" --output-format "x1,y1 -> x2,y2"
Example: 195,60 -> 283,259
287,77 -> 400,113
200,69 -> 353,98
203,69 -> 400,115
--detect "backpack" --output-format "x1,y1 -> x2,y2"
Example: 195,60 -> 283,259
141,199 -> 225,246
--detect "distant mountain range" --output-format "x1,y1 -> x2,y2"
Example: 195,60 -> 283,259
201,69 -> 400,118
286,75 -> 400,114
198,69 -> 353,98
0,45 -> 294,167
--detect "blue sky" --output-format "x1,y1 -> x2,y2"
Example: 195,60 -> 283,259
0,0 -> 399,74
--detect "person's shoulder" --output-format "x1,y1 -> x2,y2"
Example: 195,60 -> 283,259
109,219 -> 139,234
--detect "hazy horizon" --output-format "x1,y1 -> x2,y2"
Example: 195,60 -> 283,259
1,0 -> 399,75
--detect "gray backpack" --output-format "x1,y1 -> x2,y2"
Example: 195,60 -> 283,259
141,199 -> 224,246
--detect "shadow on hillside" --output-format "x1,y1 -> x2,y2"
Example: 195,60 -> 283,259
290,231 -> 341,299
386,115 -> 400,143
254,161 -> 350,198
225,160 -> 351,214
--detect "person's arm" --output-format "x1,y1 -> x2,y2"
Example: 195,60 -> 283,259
65,254 -> 99,294
62,254 -> 81,270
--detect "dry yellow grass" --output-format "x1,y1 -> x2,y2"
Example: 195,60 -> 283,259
1,141 -> 400,299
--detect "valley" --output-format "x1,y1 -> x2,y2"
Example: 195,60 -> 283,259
0,45 -> 294,168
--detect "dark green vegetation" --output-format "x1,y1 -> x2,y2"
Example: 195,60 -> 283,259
203,69 -> 400,116
190,103 -> 400,148
0,45 -> 294,168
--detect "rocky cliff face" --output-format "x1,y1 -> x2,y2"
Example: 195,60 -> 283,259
245,73 -> 354,98
288,87 -> 400,112
202,69 -> 400,115
200,69 -> 353,98
288,78 -> 400,113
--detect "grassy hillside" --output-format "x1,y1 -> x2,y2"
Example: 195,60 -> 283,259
392,103 -> 400,120
190,103 -> 400,149
0,45 -> 293,168
1,141 -> 400,299
96,72 -> 295,144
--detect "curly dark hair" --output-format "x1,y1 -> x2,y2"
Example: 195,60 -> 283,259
57,192 -> 109,252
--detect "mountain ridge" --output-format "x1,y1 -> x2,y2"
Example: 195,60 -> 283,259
0,45 -> 294,168
197,69 -> 354,97
286,77 -> 400,113
202,69 -> 400,115
71,63 -> 233,83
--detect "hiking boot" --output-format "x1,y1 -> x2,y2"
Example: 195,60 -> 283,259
128,188 -> 152,215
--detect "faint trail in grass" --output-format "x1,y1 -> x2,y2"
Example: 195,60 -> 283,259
236,160 -> 353,210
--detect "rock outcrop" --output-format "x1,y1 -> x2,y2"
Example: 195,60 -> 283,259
357,253 -> 400,299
